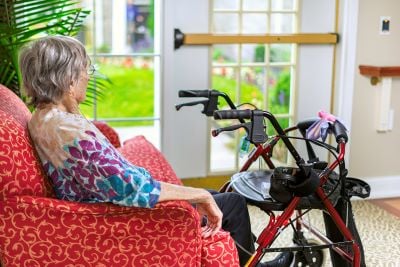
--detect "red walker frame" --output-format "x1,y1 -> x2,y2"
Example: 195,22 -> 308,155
176,89 -> 363,267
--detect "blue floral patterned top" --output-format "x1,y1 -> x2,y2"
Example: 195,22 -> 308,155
28,107 -> 161,208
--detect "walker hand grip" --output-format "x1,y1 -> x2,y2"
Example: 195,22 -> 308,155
178,90 -> 210,98
296,118 -> 319,134
213,109 -> 252,120
332,121 -> 348,143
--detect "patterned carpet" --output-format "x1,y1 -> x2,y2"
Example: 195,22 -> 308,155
248,200 -> 400,267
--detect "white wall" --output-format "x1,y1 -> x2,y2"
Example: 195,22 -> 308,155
296,0 -> 335,120
347,0 -> 400,198
161,0 -> 210,178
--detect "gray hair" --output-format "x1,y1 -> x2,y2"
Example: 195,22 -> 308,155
19,35 -> 90,107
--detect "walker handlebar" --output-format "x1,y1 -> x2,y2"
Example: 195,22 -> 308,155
176,89 -> 241,119
179,90 -> 217,98
213,109 -> 252,120
332,121 -> 348,143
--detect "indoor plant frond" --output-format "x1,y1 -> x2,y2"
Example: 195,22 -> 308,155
0,0 -> 108,105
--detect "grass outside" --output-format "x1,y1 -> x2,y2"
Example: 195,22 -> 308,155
82,64 -> 290,131
80,64 -> 155,126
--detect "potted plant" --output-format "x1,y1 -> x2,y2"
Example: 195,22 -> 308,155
0,0 -> 108,104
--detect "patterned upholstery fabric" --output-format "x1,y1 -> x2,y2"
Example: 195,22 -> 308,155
202,230 -> 240,266
0,85 -> 54,200
0,84 -> 239,266
0,196 -> 202,266
92,120 -> 121,148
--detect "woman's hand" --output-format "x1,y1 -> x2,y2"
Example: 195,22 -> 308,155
196,194 -> 223,238
158,182 -> 223,238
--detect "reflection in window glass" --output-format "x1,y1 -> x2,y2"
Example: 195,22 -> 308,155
213,0 -> 240,10
213,13 -> 239,33
126,1 -> 154,53
271,0 -> 296,11
269,44 -> 292,62
242,14 -> 268,34
213,45 -> 239,64
82,0 -> 155,54
241,44 -> 266,63
242,0 -> 268,11
270,14 -> 295,33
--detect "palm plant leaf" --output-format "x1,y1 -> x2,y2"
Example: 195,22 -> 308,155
0,0 -> 108,105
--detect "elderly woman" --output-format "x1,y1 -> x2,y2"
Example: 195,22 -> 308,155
20,36 -> 292,267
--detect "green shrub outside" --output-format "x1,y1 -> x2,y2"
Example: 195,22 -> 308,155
81,64 -> 290,130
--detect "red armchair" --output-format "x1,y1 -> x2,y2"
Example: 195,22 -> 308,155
0,84 -> 239,266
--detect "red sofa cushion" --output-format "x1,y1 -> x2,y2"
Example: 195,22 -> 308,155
0,85 -> 54,200
0,84 -> 31,127
119,135 -> 182,185
92,120 -> 121,148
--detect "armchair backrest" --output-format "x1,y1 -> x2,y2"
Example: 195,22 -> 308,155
0,84 -> 54,200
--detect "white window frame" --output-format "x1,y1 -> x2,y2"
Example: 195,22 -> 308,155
208,0 -> 299,174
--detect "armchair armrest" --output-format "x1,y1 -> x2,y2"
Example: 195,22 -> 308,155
0,196 -> 202,266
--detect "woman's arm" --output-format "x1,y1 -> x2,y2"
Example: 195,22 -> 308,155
158,182 -> 222,238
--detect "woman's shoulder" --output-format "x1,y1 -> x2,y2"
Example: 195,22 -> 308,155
30,107 -> 104,143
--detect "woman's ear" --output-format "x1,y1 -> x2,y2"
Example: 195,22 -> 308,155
68,86 -> 75,98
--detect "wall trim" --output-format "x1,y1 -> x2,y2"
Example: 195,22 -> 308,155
362,175 -> 400,199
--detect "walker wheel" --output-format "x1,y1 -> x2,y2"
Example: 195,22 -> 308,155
294,242 -> 324,267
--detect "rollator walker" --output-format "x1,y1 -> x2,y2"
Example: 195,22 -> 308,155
176,89 -> 370,267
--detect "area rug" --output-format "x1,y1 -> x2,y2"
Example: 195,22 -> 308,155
248,200 -> 400,267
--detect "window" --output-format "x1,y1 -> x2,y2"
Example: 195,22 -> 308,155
79,0 -> 161,147
210,0 -> 298,173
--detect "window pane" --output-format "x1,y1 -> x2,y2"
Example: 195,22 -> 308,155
271,0 -> 295,11
213,45 -> 239,64
268,67 -> 291,114
82,0 -> 155,54
240,67 -> 265,109
79,0 -> 94,54
266,118 -> 289,164
126,1 -> 154,52
80,56 -> 155,124
269,44 -> 292,63
212,67 -> 238,107
210,67 -> 238,172
213,13 -> 239,33
210,122 -> 237,172
242,13 -> 268,34
270,14 -> 295,33
242,44 -> 266,63
243,0 -> 268,11
213,0 -> 240,10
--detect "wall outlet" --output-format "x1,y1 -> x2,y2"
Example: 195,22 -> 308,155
380,16 -> 391,35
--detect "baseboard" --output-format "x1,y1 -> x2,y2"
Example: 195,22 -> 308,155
182,176 -> 230,191
362,175 -> 400,199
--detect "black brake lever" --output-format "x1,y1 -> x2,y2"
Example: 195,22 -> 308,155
175,99 -> 209,111
211,123 -> 251,137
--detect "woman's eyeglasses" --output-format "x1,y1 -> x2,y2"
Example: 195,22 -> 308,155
87,64 -> 98,75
